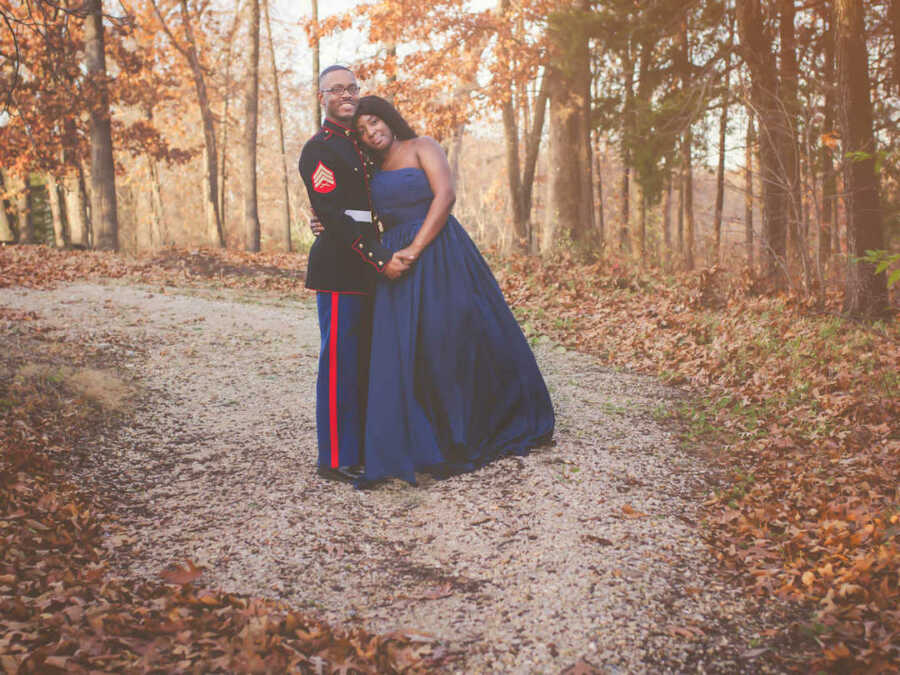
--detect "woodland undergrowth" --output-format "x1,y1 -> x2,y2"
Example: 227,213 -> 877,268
0,246 -> 445,673
491,251 -> 899,672
1,244 -> 897,672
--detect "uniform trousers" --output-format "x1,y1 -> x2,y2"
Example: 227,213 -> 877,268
316,291 -> 372,469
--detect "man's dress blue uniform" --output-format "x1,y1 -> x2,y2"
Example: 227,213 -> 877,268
299,118 -> 393,470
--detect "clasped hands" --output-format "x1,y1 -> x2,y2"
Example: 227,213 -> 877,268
309,215 -> 418,280
384,247 -> 418,279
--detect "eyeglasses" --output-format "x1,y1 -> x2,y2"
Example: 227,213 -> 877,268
321,84 -> 359,97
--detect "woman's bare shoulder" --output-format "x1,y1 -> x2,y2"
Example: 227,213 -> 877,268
413,136 -> 444,151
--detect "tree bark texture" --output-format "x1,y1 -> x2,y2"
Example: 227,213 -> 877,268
311,0 -> 320,132
745,114 -> 755,271
502,96 -> 525,250
547,4 -> 594,253
663,176 -> 672,267
46,175 -> 66,248
62,175 -> 88,248
84,0 -> 118,250
821,7 -> 836,264
891,0 -> 900,93
263,0 -> 292,251
0,170 -> 13,242
737,0 -> 789,285
835,0 -> 889,317
592,129 -> 605,249
2,170 -> 29,243
243,0 -> 262,252
219,0 -> 243,233
163,0 -> 225,247
678,17 -> 694,270
574,0 -> 595,241
780,0 -> 811,287
713,97 -> 728,263
148,156 -> 165,247
713,18 -> 733,264
682,130 -> 695,270
620,47 -> 634,254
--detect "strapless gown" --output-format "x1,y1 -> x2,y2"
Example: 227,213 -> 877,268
360,167 -> 554,486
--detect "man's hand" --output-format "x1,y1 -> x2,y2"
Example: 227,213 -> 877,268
394,245 -> 421,264
309,215 -> 324,236
383,252 -> 413,280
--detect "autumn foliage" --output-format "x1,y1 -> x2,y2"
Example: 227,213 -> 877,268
0,247 -> 447,673
2,245 -> 897,670
492,252 -> 899,670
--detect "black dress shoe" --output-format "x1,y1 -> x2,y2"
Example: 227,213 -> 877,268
316,465 -> 362,483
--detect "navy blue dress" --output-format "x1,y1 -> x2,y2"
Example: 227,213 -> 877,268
360,167 -> 554,486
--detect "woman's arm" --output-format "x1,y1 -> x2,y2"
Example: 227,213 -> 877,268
396,137 -> 456,261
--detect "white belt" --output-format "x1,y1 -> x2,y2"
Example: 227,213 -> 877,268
344,209 -> 372,223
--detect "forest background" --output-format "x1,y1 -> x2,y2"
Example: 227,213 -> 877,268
1,0 -> 898,671
1,0 -> 898,313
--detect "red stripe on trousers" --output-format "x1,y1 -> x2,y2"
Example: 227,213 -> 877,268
329,292 -> 340,468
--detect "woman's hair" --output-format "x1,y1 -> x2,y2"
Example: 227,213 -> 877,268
353,96 -> 418,142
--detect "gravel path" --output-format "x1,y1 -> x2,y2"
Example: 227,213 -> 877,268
2,281 -> 779,673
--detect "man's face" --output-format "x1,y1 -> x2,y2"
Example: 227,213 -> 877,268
319,69 -> 359,124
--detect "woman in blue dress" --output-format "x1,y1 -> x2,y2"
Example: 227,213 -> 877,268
352,96 -> 554,486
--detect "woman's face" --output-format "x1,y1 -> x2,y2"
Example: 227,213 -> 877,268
356,114 -> 393,152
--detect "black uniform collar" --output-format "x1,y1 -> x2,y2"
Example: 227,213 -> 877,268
322,117 -> 356,139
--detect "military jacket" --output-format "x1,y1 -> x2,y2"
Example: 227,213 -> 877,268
299,118 -> 393,294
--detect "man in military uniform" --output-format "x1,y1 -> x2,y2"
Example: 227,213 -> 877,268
299,64 -> 410,482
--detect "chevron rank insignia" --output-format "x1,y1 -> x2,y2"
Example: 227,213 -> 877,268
312,162 -> 336,193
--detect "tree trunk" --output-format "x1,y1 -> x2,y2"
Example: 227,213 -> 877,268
836,0 -> 889,317
5,171 -> 31,243
521,73 -> 549,230
663,176 -> 672,268
62,175 -> 87,247
84,0 -> 118,250
714,17 -> 735,265
891,0 -> 900,93
592,129 -> 605,249
311,0 -> 320,132
713,97 -> 727,263
682,130 -> 695,270
547,71 -> 580,250
745,114 -> 755,271
620,48 -> 634,254
502,95 -> 525,251
162,0 -> 225,247
620,164 -> 630,253
0,170 -> 13,243
737,0 -> 788,286
821,9 -> 836,265
148,156 -> 165,247
639,192 -> 646,264
447,126 -> 465,187
677,166 -> 684,255
243,0 -> 261,252
546,0 -> 593,253
547,4 -> 592,253
219,0 -> 243,235
780,0 -> 809,286
46,175 -> 66,248
263,0 -> 292,251
77,161 -> 93,247
574,0 -> 595,244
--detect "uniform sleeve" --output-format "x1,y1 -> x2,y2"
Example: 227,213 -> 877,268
299,141 -> 393,274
